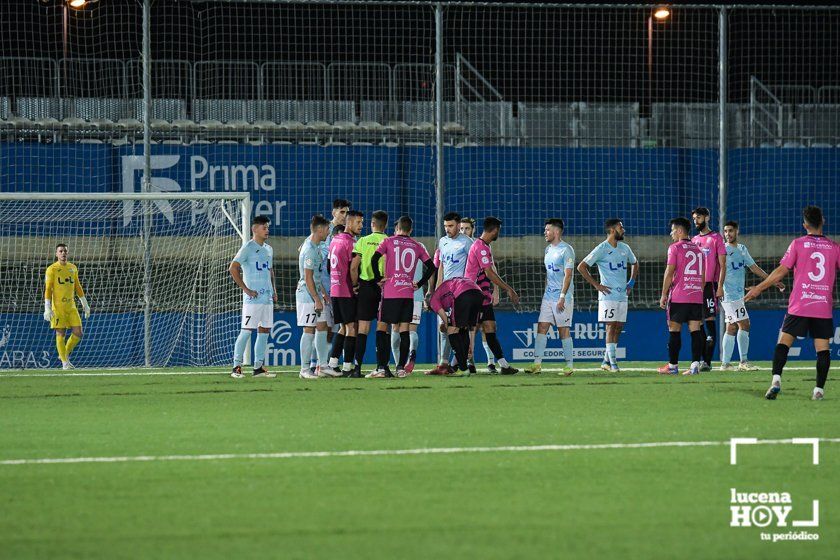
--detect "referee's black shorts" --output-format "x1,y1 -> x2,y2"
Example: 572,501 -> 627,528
356,280 -> 381,321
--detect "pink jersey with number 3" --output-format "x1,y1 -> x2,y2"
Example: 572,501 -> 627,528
376,235 -> 431,299
667,240 -> 704,304
780,235 -> 840,319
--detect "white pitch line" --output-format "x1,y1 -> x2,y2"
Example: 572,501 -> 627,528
2,438 -> 839,467
0,366 -> 836,379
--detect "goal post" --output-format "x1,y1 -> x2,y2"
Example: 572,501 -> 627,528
0,192 -> 251,369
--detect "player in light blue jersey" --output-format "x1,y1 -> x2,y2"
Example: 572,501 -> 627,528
296,214 -> 342,379
229,215 -> 277,379
719,221 -> 784,371
526,218 -> 575,376
319,198 -> 351,340
426,212 -> 475,374
578,219 -> 639,372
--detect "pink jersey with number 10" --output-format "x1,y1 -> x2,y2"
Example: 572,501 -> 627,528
375,235 -> 431,299
667,239 -> 705,304
780,235 -> 840,319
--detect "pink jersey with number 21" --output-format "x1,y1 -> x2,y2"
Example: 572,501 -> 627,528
667,240 -> 704,304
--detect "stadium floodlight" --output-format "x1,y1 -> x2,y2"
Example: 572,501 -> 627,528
653,6 -> 671,21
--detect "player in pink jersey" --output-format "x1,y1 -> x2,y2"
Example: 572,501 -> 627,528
464,216 -> 520,375
326,210 -> 364,376
428,277 -> 484,374
746,206 -> 840,401
691,207 -> 728,370
658,217 -> 707,376
368,215 -> 437,378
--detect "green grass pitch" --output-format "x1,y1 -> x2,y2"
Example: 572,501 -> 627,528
0,362 -> 838,559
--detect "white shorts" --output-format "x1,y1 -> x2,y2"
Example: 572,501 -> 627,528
296,302 -> 326,328
721,299 -> 749,324
411,301 -> 423,326
538,298 -> 574,328
321,300 -> 335,328
242,303 -> 273,329
598,300 -> 628,323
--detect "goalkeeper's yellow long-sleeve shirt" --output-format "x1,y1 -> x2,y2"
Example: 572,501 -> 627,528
45,261 -> 84,309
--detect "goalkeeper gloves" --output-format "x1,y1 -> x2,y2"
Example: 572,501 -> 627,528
43,300 -> 53,322
79,296 -> 91,319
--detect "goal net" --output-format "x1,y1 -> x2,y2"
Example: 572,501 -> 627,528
0,193 -> 249,369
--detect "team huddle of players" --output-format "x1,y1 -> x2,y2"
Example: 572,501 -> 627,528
42,198 -> 838,400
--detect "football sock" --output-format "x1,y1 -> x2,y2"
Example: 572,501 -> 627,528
606,342 -> 617,366
668,331 -> 681,365
342,336 -> 356,369
534,333 -> 547,364
398,331 -> 410,369
772,344 -> 789,377
300,332 -> 315,369
314,330 -> 329,366
703,320 -> 716,364
65,334 -> 81,356
253,332 -> 268,369
721,333 -> 736,364
485,332 -> 504,360
736,329 -> 750,362
391,329 -> 401,364
439,330 -> 452,364
409,331 -> 419,353
482,339 -> 495,365
330,333 -> 346,361
497,358 -> 510,368
602,347 -> 609,364
816,350 -> 830,389
561,337 -> 574,368
376,331 -> 390,369
690,329 -> 704,364
353,333 -> 367,367
233,329 -> 250,367
449,333 -> 467,370
55,334 -> 68,363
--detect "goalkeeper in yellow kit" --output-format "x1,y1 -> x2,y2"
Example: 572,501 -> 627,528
44,244 -> 90,370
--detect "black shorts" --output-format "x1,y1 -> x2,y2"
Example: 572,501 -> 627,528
703,282 -> 719,318
356,280 -> 381,321
781,314 -> 835,340
668,302 -> 704,324
332,296 -> 357,325
451,290 -> 484,329
478,303 -> 496,323
380,298 -> 413,324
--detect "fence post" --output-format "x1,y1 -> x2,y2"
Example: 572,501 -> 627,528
435,3 -> 445,241
718,6 -> 728,354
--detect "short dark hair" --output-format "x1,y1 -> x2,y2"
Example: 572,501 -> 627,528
483,216 -> 502,233
347,210 -> 364,219
803,205 -> 824,228
311,214 -> 330,228
55,243 -> 67,250
333,198 -> 351,210
443,212 -> 461,223
371,210 -> 389,229
545,218 -> 565,230
396,215 -> 413,233
252,215 -> 270,226
692,207 -> 710,217
670,217 -> 692,234
604,218 -> 622,231
332,224 -> 345,236
724,220 -> 739,230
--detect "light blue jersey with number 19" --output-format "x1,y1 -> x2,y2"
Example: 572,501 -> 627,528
722,243 -> 756,303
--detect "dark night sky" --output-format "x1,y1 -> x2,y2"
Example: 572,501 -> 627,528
1,0 -> 839,103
